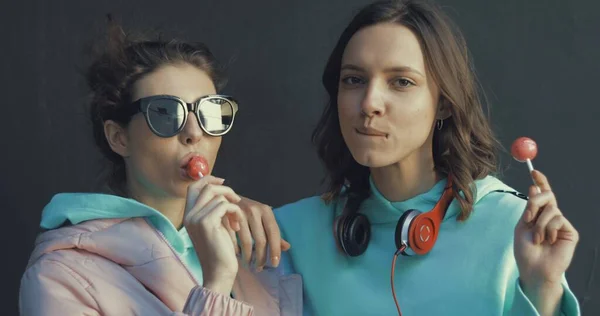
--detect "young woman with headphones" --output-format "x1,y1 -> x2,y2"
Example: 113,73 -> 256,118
269,0 -> 581,315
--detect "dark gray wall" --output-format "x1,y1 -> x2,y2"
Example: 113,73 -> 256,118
2,0 -> 598,314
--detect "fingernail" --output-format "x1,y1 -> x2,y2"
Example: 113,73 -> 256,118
256,266 -> 263,273
535,233 -> 541,244
271,256 -> 280,266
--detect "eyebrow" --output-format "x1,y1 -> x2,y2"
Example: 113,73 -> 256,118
340,64 -> 424,77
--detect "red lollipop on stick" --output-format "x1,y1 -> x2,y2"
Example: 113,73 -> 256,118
186,156 -> 210,180
511,137 -> 540,193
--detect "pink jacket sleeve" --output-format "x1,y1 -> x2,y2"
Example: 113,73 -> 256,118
19,259 -> 101,315
20,259 -> 254,316
177,286 -> 254,316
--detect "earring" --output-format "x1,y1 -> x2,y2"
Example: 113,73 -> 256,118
436,119 -> 444,130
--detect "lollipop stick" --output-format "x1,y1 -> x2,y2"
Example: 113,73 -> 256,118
198,171 -> 204,178
525,159 -> 534,173
526,159 -> 541,194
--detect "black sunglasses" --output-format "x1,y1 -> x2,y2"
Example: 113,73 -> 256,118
122,94 -> 239,137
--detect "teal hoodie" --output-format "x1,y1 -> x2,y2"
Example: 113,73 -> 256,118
38,193 -> 204,284
273,175 -> 580,316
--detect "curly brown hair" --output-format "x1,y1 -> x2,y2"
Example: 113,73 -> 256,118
85,16 -> 227,195
313,0 -> 500,220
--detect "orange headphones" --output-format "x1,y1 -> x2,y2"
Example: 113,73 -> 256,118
333,177 -> 526,315
333,178 -> 455,316
333,178 -> 455,257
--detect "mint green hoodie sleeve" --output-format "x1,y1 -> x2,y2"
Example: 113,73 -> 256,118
508,275 -> 580,315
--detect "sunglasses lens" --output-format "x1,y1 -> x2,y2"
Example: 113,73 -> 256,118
147,99 -> 186,136
198,97 -> 235,135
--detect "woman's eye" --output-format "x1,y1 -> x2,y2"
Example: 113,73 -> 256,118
341,76 -> 364,85
393,78 -> 414,88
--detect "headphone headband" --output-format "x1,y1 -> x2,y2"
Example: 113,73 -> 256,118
334,175 -> 455,257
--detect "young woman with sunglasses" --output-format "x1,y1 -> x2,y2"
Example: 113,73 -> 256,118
19,21 -> 294,315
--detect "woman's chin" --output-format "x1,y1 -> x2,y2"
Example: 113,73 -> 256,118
153,179 -> 193,200
172,182 -> 193,198
351,151 -> 392,168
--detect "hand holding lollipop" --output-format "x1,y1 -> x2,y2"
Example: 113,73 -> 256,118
183,155 -> 245,294
511,136 -> 579,316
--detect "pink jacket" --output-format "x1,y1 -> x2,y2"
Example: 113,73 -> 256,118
19,217 -> 303,315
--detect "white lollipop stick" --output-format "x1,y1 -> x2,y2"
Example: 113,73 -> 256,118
525,159 -> 534,173
526,159 -> 541,194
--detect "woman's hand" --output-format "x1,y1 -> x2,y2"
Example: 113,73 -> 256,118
514,170 -> 579,314
183,175 -> 245,295
235,196 -> 291,272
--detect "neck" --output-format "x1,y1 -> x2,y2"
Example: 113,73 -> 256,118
370,150 -> 440,202
127,182 -> 186,230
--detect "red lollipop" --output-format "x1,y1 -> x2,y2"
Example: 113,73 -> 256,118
186,156 -> 210,180
511,137 -> 540,193
511,137 -> 537,171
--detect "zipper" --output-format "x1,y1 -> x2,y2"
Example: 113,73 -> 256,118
144,218 -> 201,286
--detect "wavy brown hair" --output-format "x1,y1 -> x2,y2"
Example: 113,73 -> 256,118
85,16 -> 226,195
313,0 -> 500,220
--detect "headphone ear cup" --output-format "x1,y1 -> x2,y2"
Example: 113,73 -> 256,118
334,215 -> 347,252
337,213 -> 371,257
395,209 -> 421,255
